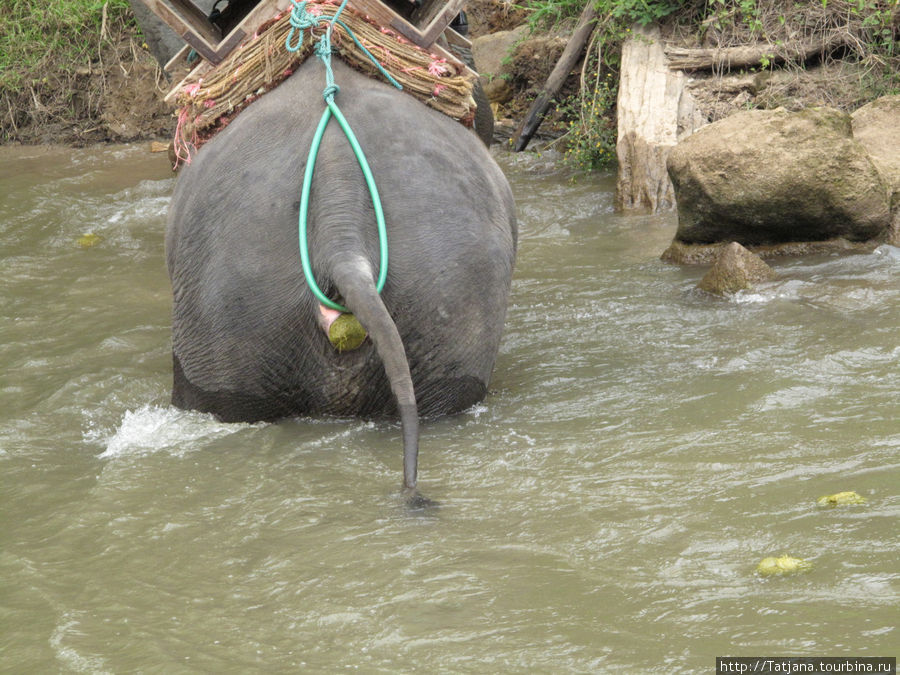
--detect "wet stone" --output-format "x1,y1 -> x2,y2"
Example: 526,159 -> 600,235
697,241 -> 776,295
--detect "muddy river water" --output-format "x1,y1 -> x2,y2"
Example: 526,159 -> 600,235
1,143 -> 897,672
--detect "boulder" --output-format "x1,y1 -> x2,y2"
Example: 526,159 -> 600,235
666,106 -> 892,250
852,95 -> 900,185
472,25 -> 529,87
697,242 -> 776,295
662,237 -> 869,265
852,95 -> 900,246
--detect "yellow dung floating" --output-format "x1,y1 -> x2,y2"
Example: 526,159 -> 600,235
76,233 -> 101,248
756,555 -> 813,577
817,491 -> 866,507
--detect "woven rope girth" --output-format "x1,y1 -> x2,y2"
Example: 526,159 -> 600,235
172,0 -> 477,164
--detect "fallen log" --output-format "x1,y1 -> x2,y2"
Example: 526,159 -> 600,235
512,0 -> 599,152
665,32 -> 849,71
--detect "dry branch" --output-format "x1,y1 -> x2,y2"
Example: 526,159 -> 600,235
512,0 -> 599,152
665,31 -> 849,71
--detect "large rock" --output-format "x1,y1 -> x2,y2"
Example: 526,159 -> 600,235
472,25 -> 529,88
852,95 -> 900,246
851,95 -> 900,185
666,106 -> 892,249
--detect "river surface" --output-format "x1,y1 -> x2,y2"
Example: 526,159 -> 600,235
1,144 -> 897,673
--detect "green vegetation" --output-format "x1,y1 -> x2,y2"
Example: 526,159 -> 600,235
556,63 -> 617,172
520,0 -> 899,172
520,0 -> 680,32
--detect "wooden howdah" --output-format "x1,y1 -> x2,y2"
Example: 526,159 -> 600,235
142,0 -> 470,71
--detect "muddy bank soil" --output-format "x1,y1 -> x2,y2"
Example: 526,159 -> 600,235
3,21 -> 174,146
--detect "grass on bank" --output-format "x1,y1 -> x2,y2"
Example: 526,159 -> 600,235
0,0 -> 133,91
0,0 -> 136,140
1,0 -> 897,155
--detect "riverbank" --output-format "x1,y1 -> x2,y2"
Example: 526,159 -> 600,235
1,1 -> 897,154
0,2 -> 172,145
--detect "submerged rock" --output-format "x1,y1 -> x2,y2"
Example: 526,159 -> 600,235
756,555 -> 813,577
817,491 -> 867,507
666,106 -> 891,251
661,237 -> 876,265
697,241 -> 776,295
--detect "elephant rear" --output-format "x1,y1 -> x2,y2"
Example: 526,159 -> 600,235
165,58 -> 517,490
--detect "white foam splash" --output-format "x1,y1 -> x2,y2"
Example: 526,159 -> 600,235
730,279 -> 806,304
98,405 -> 248,459
50,617 -> 112,674
730,291 -> 771,304
465,404 -> 489,419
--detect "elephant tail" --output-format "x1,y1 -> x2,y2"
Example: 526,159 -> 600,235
329,256 -> 422,499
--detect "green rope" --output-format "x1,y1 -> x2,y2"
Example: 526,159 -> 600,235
289,0 -> 399,312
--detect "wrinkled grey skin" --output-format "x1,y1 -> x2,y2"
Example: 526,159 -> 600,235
166,58 -> 517,499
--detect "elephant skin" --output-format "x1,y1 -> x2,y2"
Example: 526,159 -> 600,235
166,58 -> 518,496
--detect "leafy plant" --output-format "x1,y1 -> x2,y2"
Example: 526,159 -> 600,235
559,75 -> 617,171
517,0 -> 588,30
519,0 -> 683,32
605,0 -> 681,26
554,35 -> 619,172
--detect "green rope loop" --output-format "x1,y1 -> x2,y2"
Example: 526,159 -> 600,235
285,0 -> 316,52
292,0 -> 400,312
298,99 -> 388,312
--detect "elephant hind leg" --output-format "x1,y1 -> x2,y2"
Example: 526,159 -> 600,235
417,375 -> 487,418
171,352 -> 303,423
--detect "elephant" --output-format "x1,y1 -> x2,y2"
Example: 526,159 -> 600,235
165,57 -> 518,502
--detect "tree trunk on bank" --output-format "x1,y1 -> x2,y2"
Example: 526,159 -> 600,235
615,23 -> 705,213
